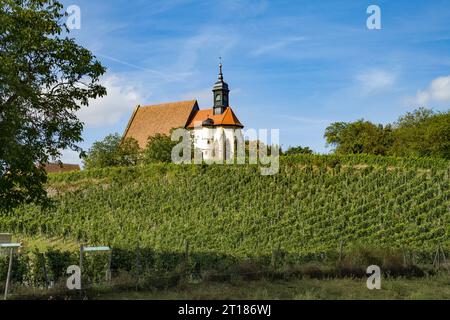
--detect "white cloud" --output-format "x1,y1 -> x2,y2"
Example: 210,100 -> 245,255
251,37 -> 306,56
356,69 -> 397,94
77,75 -> 146,128
414,75 -> 450,106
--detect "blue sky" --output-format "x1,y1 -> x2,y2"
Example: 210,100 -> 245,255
59,0 -> 450,164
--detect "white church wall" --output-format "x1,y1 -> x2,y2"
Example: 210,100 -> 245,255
192,126 -> 243,162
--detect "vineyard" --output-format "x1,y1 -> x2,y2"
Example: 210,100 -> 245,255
1,155 -> 448,264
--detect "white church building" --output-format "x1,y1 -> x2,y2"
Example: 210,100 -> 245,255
122,63 -> 244,161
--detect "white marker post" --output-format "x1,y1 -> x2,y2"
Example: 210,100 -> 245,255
79,245 -> 112,290
1,243 -> 21,300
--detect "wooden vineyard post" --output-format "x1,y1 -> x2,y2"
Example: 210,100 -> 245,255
184,240 -> 189,278
107,248 -> 112,282
271,248 -> 275,269
271,243 -> 281,269
1,243 -> 21,300
135,245 -> 141,290
41,253 -> 50,289
4,248 -> 13,300
440,244 -> 447,265
79,245 -> 84,291
433,243 -> 447,269
433,245 -> 440,269
339,240 -> 343,263
437,245 -> 441,268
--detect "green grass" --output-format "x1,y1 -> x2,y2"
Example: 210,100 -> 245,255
8,272 -> 449,300
96,275 -> 450,300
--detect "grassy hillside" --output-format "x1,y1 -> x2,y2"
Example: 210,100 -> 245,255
2,155 -> 449,262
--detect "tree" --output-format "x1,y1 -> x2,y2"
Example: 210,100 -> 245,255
324,120 -> 393,155
423,112 -> 450,159
83,134 -> 140,169
324,122 -> 348,150
324,108 -> 450,159
396,107 -> 434,128
284,145 -> 313,155
391,108 -> 450,159
0,0 -> 106,210
116,137 -> 141,166
143,133 -> 177,163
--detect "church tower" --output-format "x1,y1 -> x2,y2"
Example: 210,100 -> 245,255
212,61 -> 230,115
122,59 -> 244,163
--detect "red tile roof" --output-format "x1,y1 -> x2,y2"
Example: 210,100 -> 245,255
122,100 -> 199,148
186,107 -> 244,129
44,163 -> 80,173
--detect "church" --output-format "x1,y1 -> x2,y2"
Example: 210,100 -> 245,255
122,63 -> 244,161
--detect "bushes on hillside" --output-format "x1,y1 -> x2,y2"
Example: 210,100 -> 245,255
142,133 -> 177,164
83,133 -> 140,169
325,121 -> 394,156
284,146 -> 314,155
324,108 -> 450,159
391,109 -> 450,159
83,132 -> 178,169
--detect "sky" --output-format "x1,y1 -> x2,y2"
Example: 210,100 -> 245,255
58,0 -> 450,165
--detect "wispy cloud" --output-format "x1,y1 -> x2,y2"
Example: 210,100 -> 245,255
356,69 -> 397,94
219,0 -> 269,18
277,115 -> 331,125
138,0 -> 197,16
77,75 -> 147,128
173,28 -> 240,74
95,53 -> 193,82
250,36 -> 306,56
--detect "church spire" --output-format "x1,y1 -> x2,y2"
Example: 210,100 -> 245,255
218,57 -> 223,81
213,58 -> 230,115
